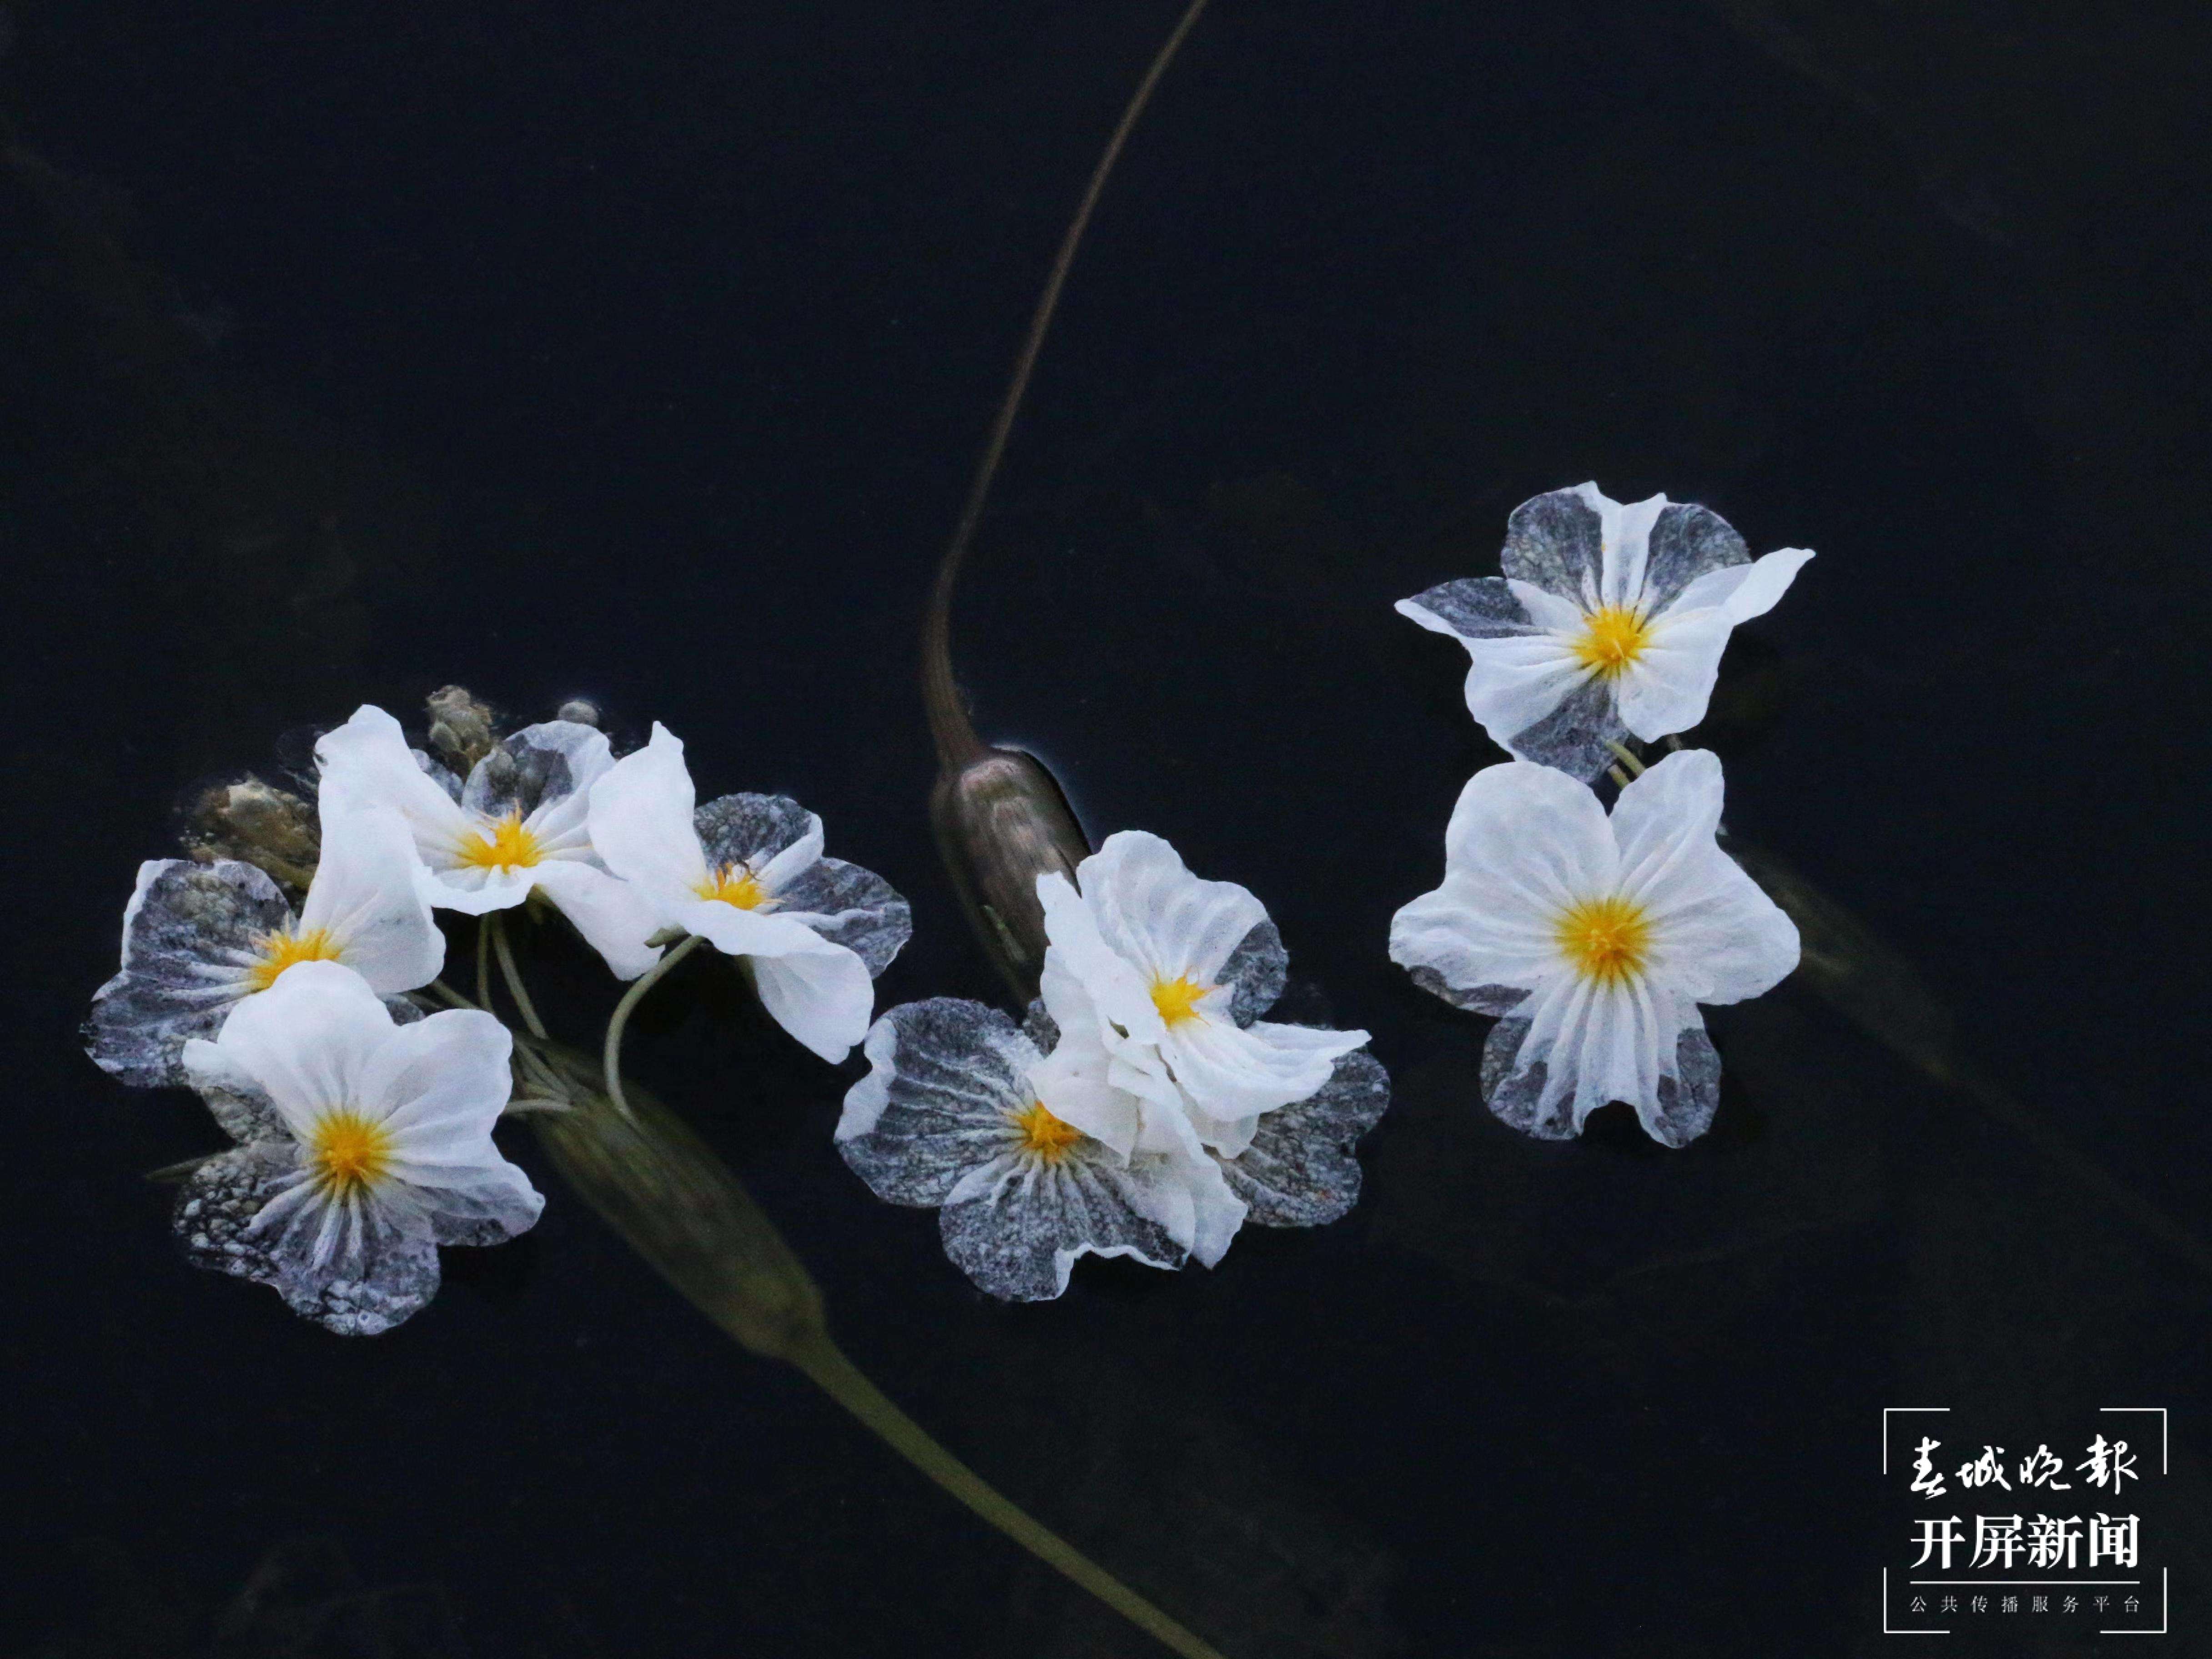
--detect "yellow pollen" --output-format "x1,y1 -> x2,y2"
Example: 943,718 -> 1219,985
1010,1100 -> 1083,1163
245,926 -> 343,992
1554,894 -> 1652,986
453,809 -> 543,872
1572,605 -> 1651,677
694,864 -> 768,909
1149,975 -> 1209,1026
307,1109 -> 394,1196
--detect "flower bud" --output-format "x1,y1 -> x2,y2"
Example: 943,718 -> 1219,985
183,776 -> 321,897
930,747 -> 1091,1001
424,685 -> 498,774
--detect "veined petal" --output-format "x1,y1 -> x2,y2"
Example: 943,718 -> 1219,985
693,793 -> 823,890
1636,501 -> 1751,615
295,804 -> 445,995
1613,602 -> 1733,742
359,1005 -> 513,1156
184,960 -> 394,1138
1663,545 -> 1814,624
1216,1048 -> 1391,1228
1080,830 -> 1266,988
529,858 -> 664,980
587,722 -> 711,908
1454,631 -> 1589,759
314,705 -> 472,865
1036,871 -> 1166,1046
412,1161 -> 545,1247
1600,492 -> 1669,611
85,859 -> 286,1087
938,1147 -> 1207,1302
837,999 -> 1046,1205
1027,965 -> 1148,1157
771,856 -> 912,979
464,719 -> 613,830
1500,483 -> 1609,607
1166,1018 -> 1368,1150
1395,576 -> 1539,641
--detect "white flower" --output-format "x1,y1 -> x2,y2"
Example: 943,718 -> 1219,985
586,723 -> 910,1063
835,999 -> 1389,1301
174,960 -> 542,1335
314,704 -> 663,980
1397,483 -> 1814,782
85,803 -> 443,1088
1028,831 -> 1368,1160
1389,749 -> 1799,1147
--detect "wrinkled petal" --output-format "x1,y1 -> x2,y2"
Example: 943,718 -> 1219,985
1395,576 -> 1538,641
184,961 -> 395,1138
1166,1018 -> 1369,1153
1500,483 -> 1608,606
694,793 -> 821,886
1599,492 -> 1669,611
771,856 -> 913,978
463,720 -> 611,828
587,723 -> 710,909
1666,545 -> 1814,625
1026,966 -> 1149,1157
1454,633 -> 1591,764
1636,500 -> 1750,614
1036,871 -> 1168,1049
295,805 -> 446,995
314,705 -> 473,868
939,1151 -> 1212,1302
85,860 -> 286,1087
529,857 -> 664,980
174,1145 -> 442,1337
360,1006 -> 514,1158
412,1161 -> 545,1247
1218,1048 -> 1392,1227
837,999 -> 1044,1206
1613,602 -> 1734,742
1081,831 -> 1266,988
1218,919 -> 1287,1026
677,905 -> 875,1062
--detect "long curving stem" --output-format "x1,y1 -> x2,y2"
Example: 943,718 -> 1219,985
921,0 -> 1213,767
788,1329 -> 1231,1659
601,933 -> 704,1118
491,911 -> 549,1040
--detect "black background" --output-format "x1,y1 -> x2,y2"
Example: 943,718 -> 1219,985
5,2 -> 2208,1654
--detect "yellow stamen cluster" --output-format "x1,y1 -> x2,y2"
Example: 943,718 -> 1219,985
695,864 -> 768,909
1010,1100 -> 1083,1163
1149,975 -> 1209,1026
245,926 -> 343,992
1572,605 -> 1651,677
307,1109 -> 395,1196
1554,894 -> 1652,987
453,809 -> 543,872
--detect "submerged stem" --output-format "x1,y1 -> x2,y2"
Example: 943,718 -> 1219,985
530,1061 -> 1231,1659
602,933 -> 704,1119
491,911 -> 548,1040
789,1330 -> 1230,1659
920,0 -> 1213,766
1604,739 -> 1647,777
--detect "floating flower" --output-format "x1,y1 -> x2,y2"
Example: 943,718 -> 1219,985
85,803 -> 442,1088
1397,483 -> 1814,781
1389,749 -> 1798,1147
835,998 -> 1388,1301
314,704 -> 663,980
174,960 -> 542,1335
587,723 -> 911,1063
1028,831 -> 1369,1160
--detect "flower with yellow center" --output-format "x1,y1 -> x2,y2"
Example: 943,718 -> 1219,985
1396,482 -> 1814,783
307,1108 -> 395,1195
1569,606 -> 1651,678
694,863 -> 768,910
243,925 -> 345,992
1552,894 -> 1652,987
1009,1099 -> 1084,1163
177,961 -> 543,1336
452,808 -> 544,872
1390,751 -> 1800,1148
1148,975 -> 1209,1026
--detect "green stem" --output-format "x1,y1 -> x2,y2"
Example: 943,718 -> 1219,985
602,933 -> 704,1118
788,1327 -> 1229,1659
424,979 -> 480,1013
491,911 -> 548,1040
1604,738 -> 1647,777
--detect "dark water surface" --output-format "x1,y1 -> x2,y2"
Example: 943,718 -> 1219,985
6,3 -> 2209,1654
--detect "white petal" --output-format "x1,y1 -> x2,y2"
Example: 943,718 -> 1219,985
296,805 -> 446,994
314,705 -> 470,866
1600,492 -> 1669,610
359,1006 -> 513,1163
1036,871 -> 1167,1046
1720,547 -> 1813,623
756,811 -> 826,893
1028,961 -> 1147,1157
1079,830 -> 1266,986
1455,632 -> 1589,754
1166,1018 -> 1368,1147
529,858 -> 664,980
467,719 -> 616,833
586,722 -> 711,910
836,999 -> 1044,1202
738,929 -> 875,1063
1613,603 -> 1734,741
191,961 -> 395,1139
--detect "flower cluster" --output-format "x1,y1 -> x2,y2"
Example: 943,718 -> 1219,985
87,693 -> 910,1332
1391,485 -> 1807,1146
837,832 -> 1387,1300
